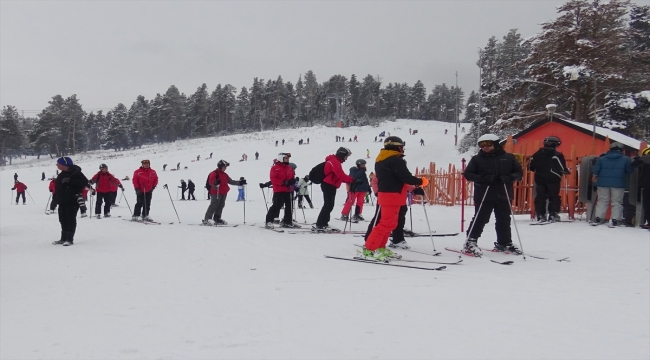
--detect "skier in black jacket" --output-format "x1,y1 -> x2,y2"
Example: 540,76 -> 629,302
528,136 -> 569,222
462,134 -> 523,257
187,179 -> 196,200
52,157 -> 89,246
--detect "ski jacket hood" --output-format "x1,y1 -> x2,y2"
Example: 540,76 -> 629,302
323,154 -> 353,188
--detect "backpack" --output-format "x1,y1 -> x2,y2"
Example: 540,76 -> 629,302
309,162 -> 326,184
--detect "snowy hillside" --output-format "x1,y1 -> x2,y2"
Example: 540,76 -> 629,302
1,119 -> 648,359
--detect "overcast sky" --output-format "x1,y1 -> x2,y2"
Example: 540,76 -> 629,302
2,0 -> 634,115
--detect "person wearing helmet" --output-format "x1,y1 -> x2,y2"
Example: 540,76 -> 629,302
265,153 -> 300,229
361,136 -> 428,262
313,147 -> 355,232
591,142 -> 634,227
463,134 -> 523,257
528,136 -> 569,222
90,163 -> 123,218
178,179 -> 187,200
340,159 -> 370,222
203,160 -> 246,225
132,160 -> 158,222
632,147 -> 650,228
297,175 -> 313,209
52,157 -> 89,246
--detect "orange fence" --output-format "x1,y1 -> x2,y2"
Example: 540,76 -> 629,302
414,147 -> 583,218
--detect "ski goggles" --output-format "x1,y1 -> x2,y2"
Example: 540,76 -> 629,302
141,160 -> 151,164
478,141 -> 494,148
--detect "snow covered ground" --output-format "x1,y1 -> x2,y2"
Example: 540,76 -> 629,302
1,119 -> 648,359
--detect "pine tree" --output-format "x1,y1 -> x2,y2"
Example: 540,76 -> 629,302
103,103 -> 130,150
410,80 -> 427,119
0,106 -> 24,165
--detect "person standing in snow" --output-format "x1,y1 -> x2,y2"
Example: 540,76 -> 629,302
163,164 -> 167,171
255,151 -> 259,160
176,162 -> 180,170
264,153 -> 300,229
132,160 -> 158,222
11,180 -> 27,205
178,179 -> 187,200
340,159 -> 370,222
313,147 -> 354,232
462,134 -> 523,257
14,173 -> 18,182
420,139 -> 424,146
236,177 -> 246,201
52,157 -> 89,246
90,163 -> 123,218
528,136 -> 569,222
42,172 -> 46,181
591,142 -> 634,226
202,160 -> 246,225
297,175 -> 313,209
361,137 -> 427,261
187,179 -> 196,200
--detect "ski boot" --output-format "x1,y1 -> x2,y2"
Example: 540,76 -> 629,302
80,213 -> 88,218
388,240 -> 411,249
590,217 -> 606,226
536,214 -> 548,223
265,222 -> 275,229
104,213 -> 111,218
280,221 -> 301,228
463,239 -> 482,257
96,214 -> 101,219
215,219 -> 227,225
352,214 -> 365,222
357,247 -> 390,263
548,213 -> 560,222
493,242 -> 522,255
142,216 -> 154,222
62,241 -> 73,246
339,214 -> 350,222
202,219 -> 215,226
377,247 -> 402,259
131,215 -> 140,222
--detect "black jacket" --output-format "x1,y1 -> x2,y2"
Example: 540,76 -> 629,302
528,147 -> 568,183
464,148 -> 523,202
54,165 -> 89,205
179,181 -> 187,191
349,167 -> 370,193
188,180 -> 195,191
632,155 -> 650,189
375,150 -> 422,194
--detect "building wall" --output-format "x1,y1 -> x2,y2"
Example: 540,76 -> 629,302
507,122 -> 609,158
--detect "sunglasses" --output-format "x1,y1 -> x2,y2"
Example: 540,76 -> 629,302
141,160 -> 151,164
478,141 -> 494,148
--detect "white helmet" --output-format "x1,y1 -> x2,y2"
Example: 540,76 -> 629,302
277,152 -> 291,162
477,134 -> 500,144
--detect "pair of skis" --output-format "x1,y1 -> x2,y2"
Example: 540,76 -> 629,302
324,256 -> 448,271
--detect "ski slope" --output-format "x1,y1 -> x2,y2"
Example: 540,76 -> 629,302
1,119 -> 648,359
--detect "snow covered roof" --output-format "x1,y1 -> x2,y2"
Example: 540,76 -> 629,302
563,119 -> 641,149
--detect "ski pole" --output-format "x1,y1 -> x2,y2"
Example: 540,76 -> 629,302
260,184 -> 269,212
121,189 -> 132,214
503,183 -> 526,260
26,190 -> 36,204
420,194 -> 437,252
370,191 -> 374,206
300,197 -> 307,223
163,184 -> 181,223
408,192 -> 413,233
466,185 -> 490,242
177,187 -> 179,200
119,190 -> 123,204
45,193 -> 52,213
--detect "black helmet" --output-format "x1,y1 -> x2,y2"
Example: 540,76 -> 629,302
304,175 -> 310,181
355,159 -> 367,167
99,163 -> 108,170
217,160 -> 230,169
543,136 -> 561,148
384,136 -> 405,151
336,147 -> 352,160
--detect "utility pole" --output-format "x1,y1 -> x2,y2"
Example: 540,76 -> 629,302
477,49 -> 483,145
455,71 -> 459,146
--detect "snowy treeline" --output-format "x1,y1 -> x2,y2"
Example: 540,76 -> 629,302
460,0 -> 650,152
0,72 -> 465,163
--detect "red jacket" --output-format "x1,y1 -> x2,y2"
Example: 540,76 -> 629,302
48,180 -> 56,193
91,171 -> 121,193
323,154 -> 353,188
133,167 -> 158,192
12,182 -> 27,192
207,169 -> 234,195
270,161 -> 295,193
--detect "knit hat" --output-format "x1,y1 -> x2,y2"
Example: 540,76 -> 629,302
57,157 -> 73,167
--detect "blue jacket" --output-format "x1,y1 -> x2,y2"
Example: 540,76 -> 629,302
592,150 -> 633,189
349,166 -> 370,193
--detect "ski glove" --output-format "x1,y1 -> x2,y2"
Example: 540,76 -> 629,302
61,178 -> 70,184
240,179 -> 247,185
413,187 -> 425,196
135,189 -> 142,195
118,184 -> 124,190
259,183 -> 266,189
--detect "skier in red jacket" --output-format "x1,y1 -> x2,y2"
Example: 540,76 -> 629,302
313,147 -> 354,232
132,160 -> 158,222
90,163 -> 123,218
202,160 -> 246,225
264,153 -> 300,229
11,180 -> 27,205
